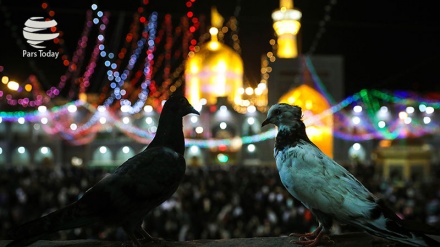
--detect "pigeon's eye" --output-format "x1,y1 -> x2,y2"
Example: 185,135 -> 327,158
179,98 -> 186,104
274,109 -> 281,115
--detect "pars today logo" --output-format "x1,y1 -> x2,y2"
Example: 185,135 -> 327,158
22,17 -> 60,59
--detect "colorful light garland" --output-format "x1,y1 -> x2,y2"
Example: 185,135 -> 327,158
2,86 -> 440,146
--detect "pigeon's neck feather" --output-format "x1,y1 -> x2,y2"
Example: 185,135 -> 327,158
275,124 -> 312,152
148,113 -> 185,155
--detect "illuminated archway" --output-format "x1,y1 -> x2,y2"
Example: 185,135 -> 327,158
34,146 -> 54,166
90,146 -> 113,167
12,146 -> 31,166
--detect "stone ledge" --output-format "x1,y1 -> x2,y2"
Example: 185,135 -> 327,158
0,232 -> 404,247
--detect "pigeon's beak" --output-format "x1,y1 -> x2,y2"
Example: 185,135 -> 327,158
261,118 -> 271,127
187,106 -> 200,115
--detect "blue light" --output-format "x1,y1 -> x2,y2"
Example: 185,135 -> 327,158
91,4 -> 98,10
97,11 -> 103,17
100,51 -> 106,57
100,11 -> 158,112
93,18 -> 99,24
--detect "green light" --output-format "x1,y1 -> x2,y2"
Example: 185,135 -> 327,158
217,153 -> 228,163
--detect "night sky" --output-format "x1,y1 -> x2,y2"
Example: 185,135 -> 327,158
1,0 -> 440,100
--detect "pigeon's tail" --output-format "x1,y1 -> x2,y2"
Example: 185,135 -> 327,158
7,202 -> 95,247
361,200 -> 440,247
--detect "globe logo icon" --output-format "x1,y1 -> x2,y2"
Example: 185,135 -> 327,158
23,17 -> 59,49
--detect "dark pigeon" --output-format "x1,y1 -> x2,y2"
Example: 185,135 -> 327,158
7,95 -> 199,247
262,103 -> 439,247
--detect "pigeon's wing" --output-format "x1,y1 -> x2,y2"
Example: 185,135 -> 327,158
77,147 -> 185,220
279,140 -> 377,222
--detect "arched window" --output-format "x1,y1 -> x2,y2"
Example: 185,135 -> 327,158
242,117 -> 261,136
0,147 -> 5,166
12,146 -> 30,166
116,146 -> 135,162
34,146 -> 54,166
90,146 -> 113,167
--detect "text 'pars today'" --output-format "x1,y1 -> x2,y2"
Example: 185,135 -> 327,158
23,50 -> 59,59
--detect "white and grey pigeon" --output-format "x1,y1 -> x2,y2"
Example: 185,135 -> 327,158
262,103 -> 439,247
7,94 -> 199,247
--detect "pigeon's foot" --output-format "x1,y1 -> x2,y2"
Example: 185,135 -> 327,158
290,230 -> 334,247
136,227 -> 154,241
289,225 -> 322,239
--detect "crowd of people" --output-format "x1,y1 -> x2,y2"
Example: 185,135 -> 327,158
0,164 -> 439,242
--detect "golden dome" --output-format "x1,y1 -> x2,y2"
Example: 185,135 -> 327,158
279,84 -> 333,157
185,38 -> 243,106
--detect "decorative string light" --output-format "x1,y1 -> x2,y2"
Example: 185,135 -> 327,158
102,12 -> 158,113
129,11 -> 158,114
3,86 -> 440,146
306,0 -> 338,54
41,2 -> 70,64
97,13 -> 142,102
78,9 -> 109,96
0,73 -> 45,107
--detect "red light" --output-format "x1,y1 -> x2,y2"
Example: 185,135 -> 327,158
186,1 -> 192,7
49,10 -> 55,17
209,105 -> 217,112
187,11 -> 193,18
190,39 -> 197,45
218,145 -> 227,152
41,2 -> 48,9
189,26 -> 196,33
125,33 -> 133,42
139,17 -> 146,23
